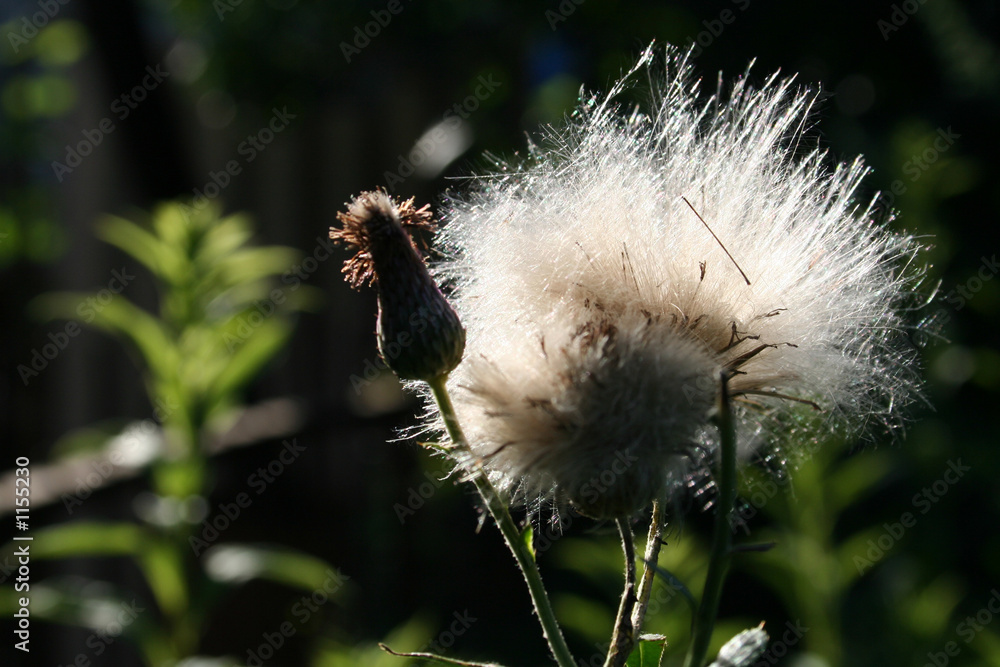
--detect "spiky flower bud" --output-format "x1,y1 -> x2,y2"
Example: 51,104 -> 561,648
709,625 -> 769,667
333,190 -> 465,382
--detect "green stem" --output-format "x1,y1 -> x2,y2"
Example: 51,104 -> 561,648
427,375 -> 577,667
684,374 -> 737,667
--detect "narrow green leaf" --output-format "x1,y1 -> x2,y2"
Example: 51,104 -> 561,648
97,215 -> 185,285
203,544 -> 349,597
826,451 -> 893,514
22,521 -> 146,559
48,421 -> 130,459
203,246 -> 302,291
194,212 -> 254,264
151,201 -> 196,251
647,562 -> 698,618
207,317 -> 293,409
33,292 -> 179,384
137,538 -> 188,617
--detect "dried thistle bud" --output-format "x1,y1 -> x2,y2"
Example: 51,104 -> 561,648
709,625 -> 769,667
332,190 -> 465,382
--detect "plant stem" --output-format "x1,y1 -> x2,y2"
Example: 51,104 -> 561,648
631,498 -> 665,634
684,374 -> 737,667
427,375 -> 577,667
604,518 -> 637,667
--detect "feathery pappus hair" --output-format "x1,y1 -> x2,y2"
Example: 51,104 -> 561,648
427,45 -> 927,519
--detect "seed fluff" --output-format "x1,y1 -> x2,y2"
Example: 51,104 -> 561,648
423,45 -> 926,519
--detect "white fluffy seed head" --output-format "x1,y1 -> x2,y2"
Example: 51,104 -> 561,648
427,45 -> 926,518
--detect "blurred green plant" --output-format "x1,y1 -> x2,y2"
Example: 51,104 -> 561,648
0,201 -> 339,665
0,18 -> 89,269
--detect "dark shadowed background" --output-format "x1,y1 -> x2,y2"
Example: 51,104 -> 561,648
1,1 -> 999,665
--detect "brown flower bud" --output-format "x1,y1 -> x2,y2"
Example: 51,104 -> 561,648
332,190 -> 465,381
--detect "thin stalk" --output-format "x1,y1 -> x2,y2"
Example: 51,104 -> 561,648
427,375 -> 577,667
604,518 -> 637,667
684,374 -> 737,667
631,498 -> 665,634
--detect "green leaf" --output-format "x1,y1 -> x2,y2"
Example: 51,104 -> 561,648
647,562 -> 698,618
18,521 -> 146,560
206,317 -> 293,410
0,577 -> 174,665
97,215 -> 186,285
202,246 -> 302,292
137,536 -> 188,617
836,526 -> 891,583
151,201 -> 197,252
626,634 -> 668,667
826,451 -> 893,514
203,544 -> 349,597
48,420 -> 130,459
151,457 -> 205,499
33,292 -> 179,384
193,212 -> 254,265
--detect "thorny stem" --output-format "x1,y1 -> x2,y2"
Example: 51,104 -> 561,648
631,498 -> 666,634
604,519 -> 638,667
684,373 -> 738,667
427,375 -> 577,667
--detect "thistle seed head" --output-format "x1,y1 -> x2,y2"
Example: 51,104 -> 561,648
427,45 -> 926,518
